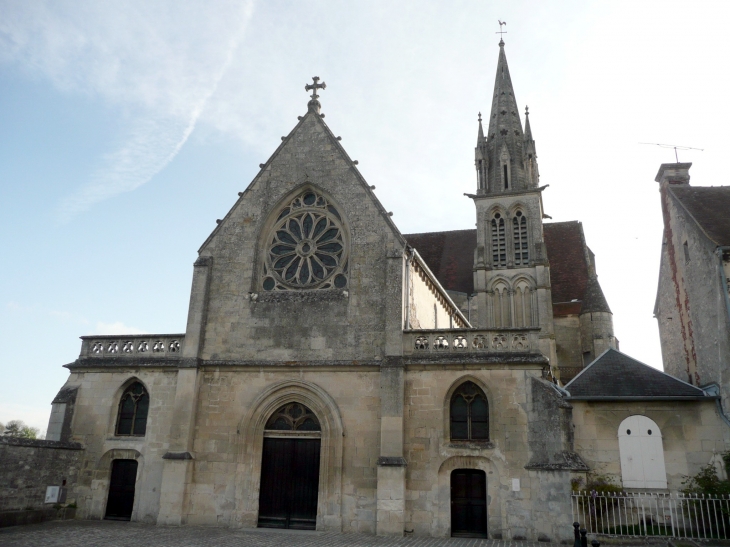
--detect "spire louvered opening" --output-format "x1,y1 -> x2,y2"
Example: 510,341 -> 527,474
491,214 -> 506,266
513,211 -> 528,265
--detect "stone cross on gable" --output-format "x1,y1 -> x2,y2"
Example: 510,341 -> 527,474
305,76 -> 327,100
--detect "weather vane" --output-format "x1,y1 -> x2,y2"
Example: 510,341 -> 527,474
496,20 -> 507,42
639,142 -> 704,163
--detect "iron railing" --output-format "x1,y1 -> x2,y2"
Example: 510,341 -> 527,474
572,491 -> 730,539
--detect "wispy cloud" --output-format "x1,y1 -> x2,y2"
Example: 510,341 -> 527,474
95,321 -> 147,335
0,1 -> 254,221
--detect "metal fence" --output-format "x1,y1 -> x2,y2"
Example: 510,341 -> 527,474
571,491 -> 730,539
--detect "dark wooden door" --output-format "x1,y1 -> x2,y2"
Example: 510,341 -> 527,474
105,459 -> 138,521
258,437 -> 321,530
451,469 -> 487,537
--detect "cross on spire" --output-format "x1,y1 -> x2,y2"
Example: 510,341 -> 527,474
305,76 -> 327,100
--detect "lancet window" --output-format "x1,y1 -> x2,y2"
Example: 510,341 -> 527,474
513,210 -> 529,265
513,280 -> 534,327
116,382 -> 149,436
450,381 -> 489,441
491,214 -> 506,267
262,189 -> 349,291
491,282 -> 511,327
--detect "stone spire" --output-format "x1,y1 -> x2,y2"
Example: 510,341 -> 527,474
482,41 -> 535,193
475,112 -> 488,192
523,106 -> 539,186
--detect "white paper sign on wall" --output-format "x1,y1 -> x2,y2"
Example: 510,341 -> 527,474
45,486 -> 60,503
512,478 -> 520,491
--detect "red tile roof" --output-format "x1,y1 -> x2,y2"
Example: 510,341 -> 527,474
405,221 -> 607,316
543,221 -> 589,306
404,229 -> 476,295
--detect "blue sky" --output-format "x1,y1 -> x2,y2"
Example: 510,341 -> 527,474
1,1 -> 729,432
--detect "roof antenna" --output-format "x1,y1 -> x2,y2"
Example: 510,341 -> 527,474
639,142 -> 704,163
496,20 -> 507,45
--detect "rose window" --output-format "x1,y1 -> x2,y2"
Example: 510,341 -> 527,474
262,189 -> 348,290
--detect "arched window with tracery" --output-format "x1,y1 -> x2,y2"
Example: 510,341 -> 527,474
491,213 -> 506,267
265,402 -> 321,431
450,381 -> 489,441
513,210 -> 529,265
116,382 -> 149,436
262,189 -> 349,291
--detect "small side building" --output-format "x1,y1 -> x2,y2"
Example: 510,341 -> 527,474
566,348 -> 730,490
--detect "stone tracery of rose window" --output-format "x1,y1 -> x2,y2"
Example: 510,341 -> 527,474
262,189 -> 348,291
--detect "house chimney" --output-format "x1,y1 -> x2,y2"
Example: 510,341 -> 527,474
655,163 -> 692,186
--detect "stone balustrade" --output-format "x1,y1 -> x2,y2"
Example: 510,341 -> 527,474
403,328 -> 539,355
79,334 -> 185,358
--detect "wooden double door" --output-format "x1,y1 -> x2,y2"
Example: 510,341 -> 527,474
451,469 -> 487,537
105,459 -> 138,521
258,437 -> 321,530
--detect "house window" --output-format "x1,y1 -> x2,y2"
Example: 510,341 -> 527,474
450,381 -> 489,441
491,214 -> 506,266
503,164 -> 509,189
116,382 -> 149,436
513,211 -> 529,265
618,415 -> 667,489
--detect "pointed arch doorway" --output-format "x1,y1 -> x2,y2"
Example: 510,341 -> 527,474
258,402 -> 322,530
450,469 -> 487,537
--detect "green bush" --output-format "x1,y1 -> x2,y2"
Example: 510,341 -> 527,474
682,461 -> 730,497
572,474 -> 623,494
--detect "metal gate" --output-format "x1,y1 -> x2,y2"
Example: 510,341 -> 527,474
451,469 -> 488,537
105,459 -> 138,521
258,437 -> 321,530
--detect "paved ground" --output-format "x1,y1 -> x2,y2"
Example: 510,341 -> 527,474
0,520 -> 573,547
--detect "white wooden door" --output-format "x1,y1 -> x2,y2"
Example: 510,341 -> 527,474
618,415 -> 667,489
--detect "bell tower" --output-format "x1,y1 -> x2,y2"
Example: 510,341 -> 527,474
469,39 -> 556,364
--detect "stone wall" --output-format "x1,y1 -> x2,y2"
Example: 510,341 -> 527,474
187,368 -> 381,532
554,315 -> 581,369
61,369 -> 179,523
196,111 -> 406,364
401,366 -> 575,542
0,436 -> 83,513
656,185 -> 730,394
572,399 -> 730,490
407,260 -> 456,329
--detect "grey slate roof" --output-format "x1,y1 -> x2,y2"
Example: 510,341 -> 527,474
670,185 -> 730,246
565,348 -> 709,400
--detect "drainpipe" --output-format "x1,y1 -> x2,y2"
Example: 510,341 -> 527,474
404,247 -> 412,330
717,246 -> 730,326
713,247 -> 730,429
703,383 -> 730,429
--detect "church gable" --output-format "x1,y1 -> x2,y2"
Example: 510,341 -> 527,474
195,106 -> 406,363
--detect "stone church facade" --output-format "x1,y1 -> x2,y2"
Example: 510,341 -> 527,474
40,42 -> 730,540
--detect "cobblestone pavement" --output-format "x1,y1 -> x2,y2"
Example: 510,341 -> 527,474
0,520 -> 578,547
